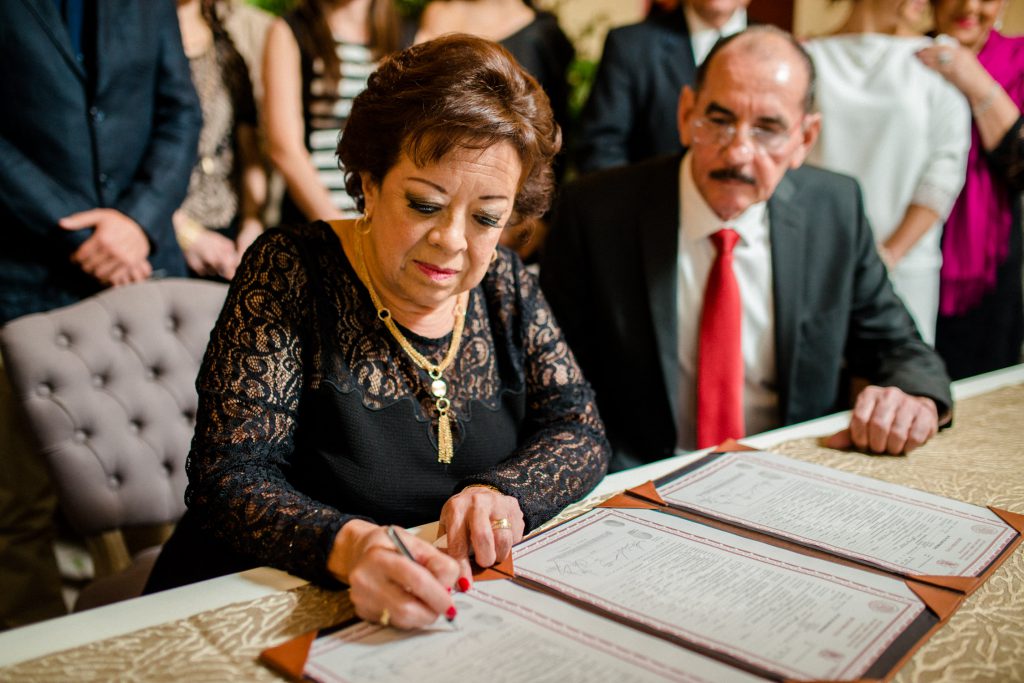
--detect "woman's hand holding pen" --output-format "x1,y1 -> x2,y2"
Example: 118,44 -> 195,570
440,485 -> 525,583
328,520 -> 458,629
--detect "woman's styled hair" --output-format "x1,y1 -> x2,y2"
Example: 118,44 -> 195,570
338,34 -> 561,225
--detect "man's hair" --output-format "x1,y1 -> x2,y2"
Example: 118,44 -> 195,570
694,25 -> 817,113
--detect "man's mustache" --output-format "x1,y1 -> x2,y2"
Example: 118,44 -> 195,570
710,168 -> 756,185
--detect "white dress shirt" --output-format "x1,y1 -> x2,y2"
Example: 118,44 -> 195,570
684,5 -> 747,66
676,153 -> 778,450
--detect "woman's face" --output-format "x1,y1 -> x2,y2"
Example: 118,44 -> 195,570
360,142 -> 522,315
933,0 -> 1008,51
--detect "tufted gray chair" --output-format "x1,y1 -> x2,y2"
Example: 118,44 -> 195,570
0,279 -> 228,609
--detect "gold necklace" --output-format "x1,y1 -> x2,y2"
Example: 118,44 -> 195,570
353,230 -> 466,464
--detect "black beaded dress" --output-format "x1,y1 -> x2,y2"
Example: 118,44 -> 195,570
146,221 -> 609,591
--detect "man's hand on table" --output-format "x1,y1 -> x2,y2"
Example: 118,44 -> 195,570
824,385 -> 939,455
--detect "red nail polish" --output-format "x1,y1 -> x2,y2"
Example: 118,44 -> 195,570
457,576 -> 471,592
446,605 -> 457,621
446,586 -> 452,594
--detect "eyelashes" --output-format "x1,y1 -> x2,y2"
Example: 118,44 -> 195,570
406,196 -> 504,229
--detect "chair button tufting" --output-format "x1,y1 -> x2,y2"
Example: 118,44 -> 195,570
108,474 -> 121,488
55,334 -> 70,348
163,462 -> 173,475
37,383 -> 52,397
145,368 -> 156,381
166,316 -> 178,332
111,325 -> 125,340
92,374 -> 105,388
73,429 -> 88,444
128,419 -> 141,435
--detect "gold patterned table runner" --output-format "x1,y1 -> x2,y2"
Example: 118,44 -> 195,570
3,384 -> 1022,682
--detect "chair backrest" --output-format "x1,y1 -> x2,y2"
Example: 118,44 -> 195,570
0,279 -> 228,571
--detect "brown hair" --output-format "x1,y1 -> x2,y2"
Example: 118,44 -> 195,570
338,34 -> 561,225
291,0 -> 401,94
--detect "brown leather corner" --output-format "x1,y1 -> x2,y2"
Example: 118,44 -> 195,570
597,491 -> 661,509
990,506 -> 1024,533
905,580 -> 963,621
259,629 -> 317,681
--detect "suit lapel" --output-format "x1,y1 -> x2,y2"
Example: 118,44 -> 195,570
21,0 -> 85,80
767,172 -> 807,425
638,157 -> 684,435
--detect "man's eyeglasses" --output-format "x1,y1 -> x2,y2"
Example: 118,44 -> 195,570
691,117 -> 797,154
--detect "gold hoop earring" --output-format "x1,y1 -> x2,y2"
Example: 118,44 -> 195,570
355,215 -> 372,235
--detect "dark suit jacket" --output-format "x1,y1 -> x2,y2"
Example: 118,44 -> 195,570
575,7 -> 696,174
0,0 -> 200,323
541,155 -> 953,471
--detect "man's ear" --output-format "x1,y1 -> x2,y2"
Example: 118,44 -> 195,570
788,112 -> 821,169
678,86 -> 696,147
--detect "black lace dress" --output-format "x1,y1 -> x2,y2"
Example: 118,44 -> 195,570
146,222 -> 609,591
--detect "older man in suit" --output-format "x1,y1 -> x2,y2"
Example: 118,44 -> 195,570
575,0 -> 750,174
0,0 -> 200,627
542,26 -> 951,472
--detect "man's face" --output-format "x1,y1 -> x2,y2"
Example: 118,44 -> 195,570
678,37 -> 820,221
687,0 -> 751,29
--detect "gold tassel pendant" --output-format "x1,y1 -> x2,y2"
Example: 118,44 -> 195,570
436,397 -> 454,464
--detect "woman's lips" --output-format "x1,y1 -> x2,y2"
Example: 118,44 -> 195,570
415,261 -> 458,281
954,17 -> 978,30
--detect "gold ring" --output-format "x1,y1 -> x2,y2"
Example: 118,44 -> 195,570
490,518 -> 511,531
379,607 -> 390,627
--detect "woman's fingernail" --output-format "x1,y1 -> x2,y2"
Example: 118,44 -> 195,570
446,586 -> 452,594
457,576 -> 471,592
446,605 -> 457,621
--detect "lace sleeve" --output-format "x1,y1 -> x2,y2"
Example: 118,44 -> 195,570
460,260 -> 611,531
184,229 -> 354,585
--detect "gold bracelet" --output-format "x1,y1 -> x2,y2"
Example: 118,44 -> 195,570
175,215 -> 206,252
973,83 -> 1001,117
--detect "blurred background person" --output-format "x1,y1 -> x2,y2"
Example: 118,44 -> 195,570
0,0 -> 199,628
575,0 -> 750,174
918,0 -> 1024,378
264,0 -> 402,223
805,0 -> 971,345
176,0 -> 268,280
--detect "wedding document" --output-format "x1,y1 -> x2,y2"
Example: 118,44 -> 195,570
303,579 -> 766,683
655,451 -> 1018,577
513,507 -> 928,681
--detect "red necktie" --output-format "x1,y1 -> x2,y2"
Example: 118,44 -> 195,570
697,229 -> 744,449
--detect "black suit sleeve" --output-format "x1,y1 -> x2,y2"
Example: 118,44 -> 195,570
114,1 -> 200,243
575,28 -> 639,174
843,181 -> 954,417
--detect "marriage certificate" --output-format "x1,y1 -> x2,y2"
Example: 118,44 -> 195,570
655,451 -> 1018,577
302,579 -> 766,683
513,507 -> 929,681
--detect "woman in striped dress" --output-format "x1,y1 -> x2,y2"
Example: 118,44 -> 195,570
264,0 -> 402,222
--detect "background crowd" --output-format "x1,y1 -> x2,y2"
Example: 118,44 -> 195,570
0,0 -> 1021,631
